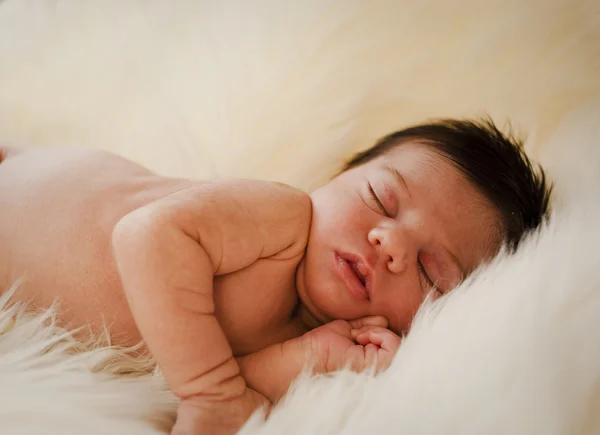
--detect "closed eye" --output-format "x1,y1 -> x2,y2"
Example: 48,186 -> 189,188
367,182 -> 389,216
418,260 -> 440,294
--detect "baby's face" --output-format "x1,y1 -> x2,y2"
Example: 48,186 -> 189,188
296,143 -> 501,334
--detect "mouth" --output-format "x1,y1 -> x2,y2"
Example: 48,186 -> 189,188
333,252 -> 371,301
349,261 -> 367,286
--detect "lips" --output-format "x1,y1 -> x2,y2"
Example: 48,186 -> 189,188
349,261 -> 367,286
333,252 -> 371,301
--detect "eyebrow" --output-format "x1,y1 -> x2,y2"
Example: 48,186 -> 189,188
384,165 -> 411,197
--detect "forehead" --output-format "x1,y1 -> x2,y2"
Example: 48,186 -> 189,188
370,143 -> 502,271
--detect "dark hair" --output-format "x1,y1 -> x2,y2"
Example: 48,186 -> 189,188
342,118 -> 552,251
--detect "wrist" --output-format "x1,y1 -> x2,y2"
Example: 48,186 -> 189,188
173,357 -> 245,400
174,387 -> 271,435
238,340 -> 306,402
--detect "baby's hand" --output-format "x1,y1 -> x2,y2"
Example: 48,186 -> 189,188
171,387 -> 269,435
349,324 -> 402,372
302,316 -> 401,374
237,317 -> 401,403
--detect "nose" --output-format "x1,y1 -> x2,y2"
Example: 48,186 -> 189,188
368,224 -> 411,274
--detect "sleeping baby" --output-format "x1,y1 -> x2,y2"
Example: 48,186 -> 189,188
0,118 -> 551,434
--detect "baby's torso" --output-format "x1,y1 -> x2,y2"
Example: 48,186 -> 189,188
0,147 -> 306,355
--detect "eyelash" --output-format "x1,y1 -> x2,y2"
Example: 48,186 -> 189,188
367,183 -> 389,216
418,260 -> 439,292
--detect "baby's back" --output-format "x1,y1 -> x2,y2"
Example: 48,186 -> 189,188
0,147 -> 195,344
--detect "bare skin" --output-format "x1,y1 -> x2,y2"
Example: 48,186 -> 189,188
0,144 -> 500,434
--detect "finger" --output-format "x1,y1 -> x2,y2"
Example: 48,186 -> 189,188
345,343 -> 377,372
363,343 -> 379,370
350,325 -> 387,338
356,328 -> 402,352
348,316 -> 388,329
351,325 -> 390,341
374,350 -> 395,373
361,337 -> 398,373
355,331 -> 382,347
344,345 -> 369,372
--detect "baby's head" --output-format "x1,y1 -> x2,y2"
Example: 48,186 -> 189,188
296,118 -> 551,334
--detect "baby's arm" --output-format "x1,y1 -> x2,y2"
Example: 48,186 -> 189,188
111,180 -> 311,432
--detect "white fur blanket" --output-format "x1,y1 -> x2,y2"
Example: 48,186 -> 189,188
0,1 -> 599,434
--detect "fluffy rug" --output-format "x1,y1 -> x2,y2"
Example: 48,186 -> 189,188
0,1 -> 599,434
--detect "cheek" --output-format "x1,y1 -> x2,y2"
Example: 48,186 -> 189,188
379,286 -> 425,333
313,192 -> 370,238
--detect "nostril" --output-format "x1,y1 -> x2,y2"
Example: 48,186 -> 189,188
386,254 -> 407,274
368,231 -> 382,247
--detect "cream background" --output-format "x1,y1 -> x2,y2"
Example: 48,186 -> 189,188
0,0 -> 598,191
0,1 -> 599,434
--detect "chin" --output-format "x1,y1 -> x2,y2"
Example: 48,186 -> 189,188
303,293 -> 335,325
308,285 -> 363,322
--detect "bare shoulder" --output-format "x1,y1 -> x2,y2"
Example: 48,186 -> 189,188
233,180 -> 312,259
227,179 -> 312,225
